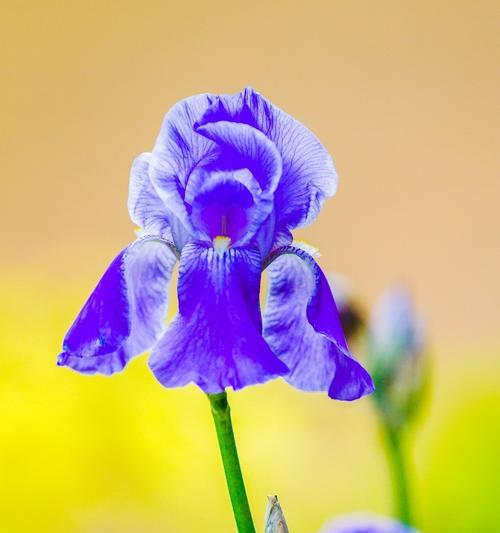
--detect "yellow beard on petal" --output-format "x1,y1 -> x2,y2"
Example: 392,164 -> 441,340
213,236 -> 231,252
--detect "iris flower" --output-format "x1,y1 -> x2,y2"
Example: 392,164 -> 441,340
58,87 -> 374,401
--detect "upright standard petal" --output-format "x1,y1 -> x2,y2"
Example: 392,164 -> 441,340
188,170 -> 257,243
149,94 -> 220,244
57,237 -> 177,375
154,93 -> 218,187
196,87 -> 338,234
263,245 -> 374,401
149,242 -> 288,393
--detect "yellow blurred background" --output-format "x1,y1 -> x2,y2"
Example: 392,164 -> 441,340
1,1 -> 499,532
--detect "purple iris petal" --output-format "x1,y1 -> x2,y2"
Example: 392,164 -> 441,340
185,166 -> 262,205
128,152 -> 173,239
194,120 -> 282,194
148,242 -> 288,393
148,150 -> 200,248
189,173 -> 255,242
194,120 -> 282,251
141,87 -> 336,254
148,94 -> 219,245
154,93 -> 218,186
196,87 -> 337,233
58,237 -> 177,375
263,245 -> 374,401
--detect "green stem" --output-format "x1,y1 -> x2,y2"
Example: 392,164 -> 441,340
208,392 -> 255,533
382,425 -> 412,525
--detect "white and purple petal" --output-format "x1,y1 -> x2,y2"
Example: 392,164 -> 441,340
58,237 -> 177,375
196,87 -> 338,234
148,94 -> 220,245
263,245 -> 374,401
154,93 -> 219,187
192,120 -> 283,251
128,152 -> 173,239
148,242 -> 288,393
194,120 -> 282,195
188,169 -> 256,243
147,92 -> 286,252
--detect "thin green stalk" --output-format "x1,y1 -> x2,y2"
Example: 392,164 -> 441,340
382,425 -> 412,525
208,391 -> 255,533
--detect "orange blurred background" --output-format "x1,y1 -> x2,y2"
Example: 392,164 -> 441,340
1,1 -> 499,532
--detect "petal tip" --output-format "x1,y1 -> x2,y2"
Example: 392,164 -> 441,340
56,352 -> 67,366
328,371 -> 375,401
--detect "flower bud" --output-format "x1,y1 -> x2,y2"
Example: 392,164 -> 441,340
367,285 -> 427,431
264,495 -> 289,533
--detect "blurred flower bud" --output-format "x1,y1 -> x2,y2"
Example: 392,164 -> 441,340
265,495 -> 289,533
327,274 -> 365,343
319,512 -> 419,533
367,285 -> 427,431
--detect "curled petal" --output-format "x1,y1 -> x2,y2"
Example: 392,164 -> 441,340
128,152 -> 173,238
149,243 -> 288,393
194,120 -> 282,195
154,93 -> 219,186
185,167 -> 261,206
188,171 -> 256,243
148,150 -> 199,248
149,94 -> 220,245
194,120 -> 283,249
57,237 -> 177,375
263,245 -> 374,400
196,87 -> 338,232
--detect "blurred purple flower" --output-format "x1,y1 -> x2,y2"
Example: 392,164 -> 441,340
319,513 -> 418,533
368,285 -> 427,427
369,286 -> 424,361
57,87 -> 373,400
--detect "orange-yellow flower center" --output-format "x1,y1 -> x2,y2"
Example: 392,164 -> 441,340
213,235 -> 231,252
